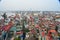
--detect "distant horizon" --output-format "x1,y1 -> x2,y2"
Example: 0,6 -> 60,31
0,0 -> 60,11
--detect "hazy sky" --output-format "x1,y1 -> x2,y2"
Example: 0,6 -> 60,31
0,0 -> 60,11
